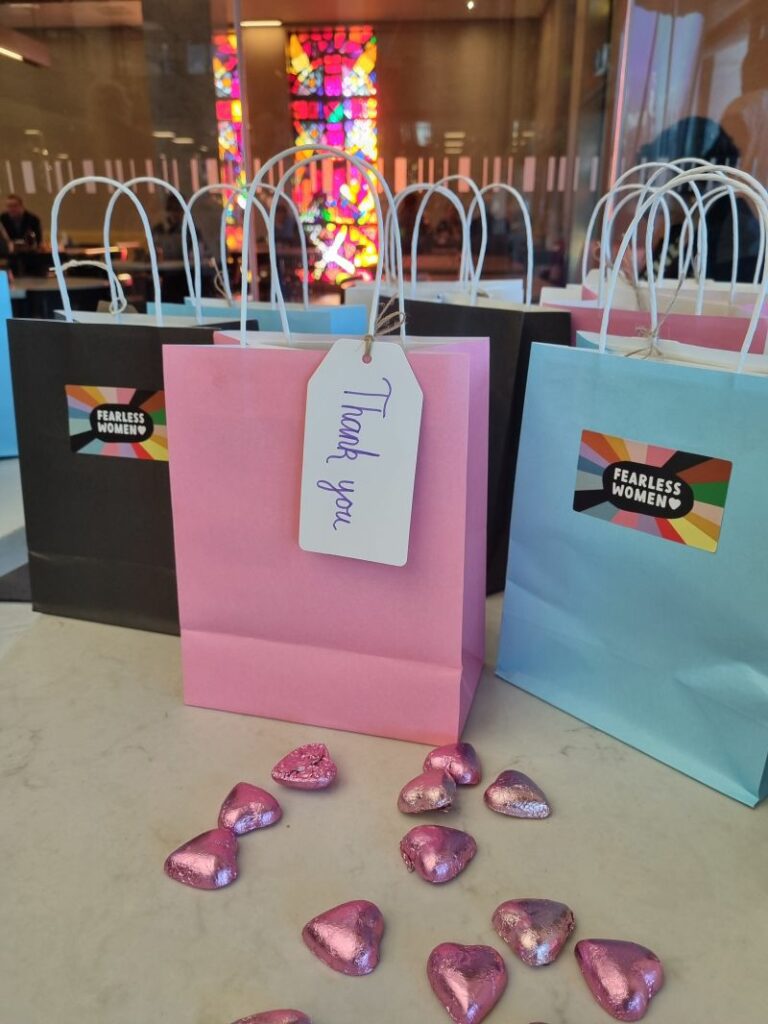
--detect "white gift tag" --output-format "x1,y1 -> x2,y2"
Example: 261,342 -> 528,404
299,338 -> 423,566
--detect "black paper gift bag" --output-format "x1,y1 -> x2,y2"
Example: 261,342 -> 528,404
8,318 -> 250,634
403,299 -> 571,594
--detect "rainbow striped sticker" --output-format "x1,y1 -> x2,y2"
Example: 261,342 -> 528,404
66,385 -> 168,461
574,430 -> 732,553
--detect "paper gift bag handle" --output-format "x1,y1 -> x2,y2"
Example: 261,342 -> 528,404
242,144 -> 403,343
599,168 -> 768,369
645,158 -> 741,307
600,170 -> 768,354
651,177 -> 767,337
594,161 -> 709,306
266,153 -> 393,342
101,176 -> 201,322
595,168 -> 707,304
465,183 -> 534,305
184,184 -> 272,311
183,183 -> 248,311
410,175 -> 488,305
51,176 -> 162,324
59,258 -> 128,314
182,183 -> 310,316
638,169 -> 767,329
261,185 -> 312,311
684,183 -> 767,292
583,186 -> 689,295
386,182 -> 473,295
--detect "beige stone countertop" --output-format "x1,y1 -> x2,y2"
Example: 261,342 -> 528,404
1,597 -> 766,1024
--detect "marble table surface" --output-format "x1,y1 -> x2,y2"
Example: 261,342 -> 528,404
1,596 -> 766,1024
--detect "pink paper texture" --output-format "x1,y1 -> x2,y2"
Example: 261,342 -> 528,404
549,301 -> 768,353
163,339 -> 489,743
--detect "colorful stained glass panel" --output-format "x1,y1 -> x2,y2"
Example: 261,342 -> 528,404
286,25 -> 379,284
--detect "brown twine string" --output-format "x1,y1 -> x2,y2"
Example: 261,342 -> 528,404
362,293 -> 407,359
625,273 -> 687,360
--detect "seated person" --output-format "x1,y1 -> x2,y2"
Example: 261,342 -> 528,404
1,193 -> 42,249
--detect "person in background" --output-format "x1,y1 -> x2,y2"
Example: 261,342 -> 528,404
0,193 -> 42,249
152,195 -> 186,261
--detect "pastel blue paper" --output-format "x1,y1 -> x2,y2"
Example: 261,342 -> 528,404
0,272 -> 17,456
176,297 -> 369,334
497,342 -> 768,806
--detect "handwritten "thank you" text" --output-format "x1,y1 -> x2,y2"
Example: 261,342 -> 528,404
317,378 -> 392,531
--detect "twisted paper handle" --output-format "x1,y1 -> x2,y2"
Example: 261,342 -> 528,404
58,259 -> 128,315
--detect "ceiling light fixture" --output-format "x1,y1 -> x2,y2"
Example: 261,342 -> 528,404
173,137 -> 195,144
24,128 -> 42,135
240,20 -> 283,28
467,1 -> 476,9
0,46 -> 23,61
152,130 -> 176,138
444,131 -> 466,139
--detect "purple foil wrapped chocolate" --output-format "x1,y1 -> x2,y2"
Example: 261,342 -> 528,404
302,900 -> 384,976
164,828 -> 239,890
400,825 -> 477,884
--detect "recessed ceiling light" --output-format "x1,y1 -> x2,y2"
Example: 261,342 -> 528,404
467,1 -> 476,9
240,20 -> 283,28
444,131 -> 466,139
173,137 -> 195,144
0,47 -> 24,62
24,128 -> 42,135
152,130 -> 176,138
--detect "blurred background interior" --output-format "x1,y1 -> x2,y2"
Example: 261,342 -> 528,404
0,0 -> 765,312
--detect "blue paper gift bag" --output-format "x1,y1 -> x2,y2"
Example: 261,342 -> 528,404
497,341 -> 768,805
0,271 -> 17,456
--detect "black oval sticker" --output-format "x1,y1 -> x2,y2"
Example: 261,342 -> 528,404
90,404 -> 154,443
602,460 -> 693,519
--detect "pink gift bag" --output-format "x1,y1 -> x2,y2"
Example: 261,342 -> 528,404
164,339 -> 488,743
163,145 -> 490,743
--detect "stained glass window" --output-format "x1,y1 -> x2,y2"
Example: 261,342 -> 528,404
286,25 -> 379,284
212,32 -> 246,252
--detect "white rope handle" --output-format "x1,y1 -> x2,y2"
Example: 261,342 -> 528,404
183,183 -> 241,311
598,161 -> 711,306
643,158 -> 739,311
51,176 -> 162,325
184,184 -> 271,313
410,175 -> 488,305
599,168 -> 768,370
385,183 -> 471,288
101,176 -> 201,324
260,184 -> 311,310
465,183 -> 534,305
58,259 -> 128,315
241,144 -> 403,344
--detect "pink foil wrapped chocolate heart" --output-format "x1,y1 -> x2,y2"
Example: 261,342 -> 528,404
492,899 -> 575,966
400,825 -> 477,884
232,1013 -> 311,1024
218,782 -> 283,834
398,769 -> 457,813
575,939 -> 665,1021
302,900 -> 384,976
163,827 -> 238,889
271,743 -> 337,790
427,942 -> 508,1024
423,742 -> 482,785
483,770 -> 551,818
